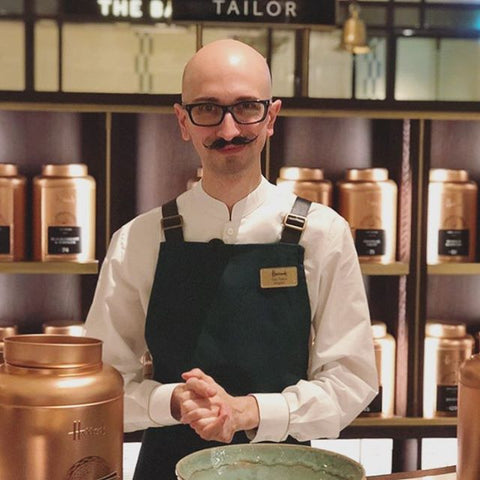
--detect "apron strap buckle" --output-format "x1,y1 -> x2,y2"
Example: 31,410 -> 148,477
283,213 -> 307,232
161,214 -> 184,231
280,197 -> 311,244
161,198 -> 185,242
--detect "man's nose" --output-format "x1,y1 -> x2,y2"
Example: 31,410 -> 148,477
215,111 -> 241,140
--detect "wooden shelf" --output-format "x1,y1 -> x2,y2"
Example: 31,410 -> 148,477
427,263 -> 480,275
361,262 -> 409,276
0,261 -> 99,274
341,416 -> 457,439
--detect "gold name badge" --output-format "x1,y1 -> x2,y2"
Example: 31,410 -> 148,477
260,266 -> 298,289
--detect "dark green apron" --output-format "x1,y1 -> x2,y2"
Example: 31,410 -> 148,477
133,197 -> 312,480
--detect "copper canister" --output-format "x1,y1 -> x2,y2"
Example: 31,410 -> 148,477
457,354 -> 480,480
187,167 -> 203,190
423,321 -> 474,418
0,334 -> 123,479
337,168 -> 397,263
276,167 -> 333,206
427,169 -> 477,264
0,325 -> 17,363
43,320 -> 85,336
33,164 -> 96,262
362,321 -> 396,417
0,163 -> 26,261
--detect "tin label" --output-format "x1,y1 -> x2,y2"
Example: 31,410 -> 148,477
260,266 -> 298,288
363,385 -> 383,414
438,229 -> 469,256
355,229 -> 386,256
48,226 -> 82,254
436,385 -> 458,413
0,226 -> 10,254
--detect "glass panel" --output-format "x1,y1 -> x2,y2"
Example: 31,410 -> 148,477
437,39 -> 480,101
0,20 -> 24,90
396,37 -> 480,100
35,20 -> 59,91
425,8 -> 480,29
0,0 -> 23,15
394,7 -> 421,28
147,24 -> 196,94
396,38 -> 437,100
355,37 -> 387,100
271,29 -> 295,97
62,23 -> 195,94
309,30 -> 352,99
34,0 -> 58,15
357,6 -> 387,28
201,27 -> 269,57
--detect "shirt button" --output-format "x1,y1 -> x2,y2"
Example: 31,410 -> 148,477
227,227 -> 234,235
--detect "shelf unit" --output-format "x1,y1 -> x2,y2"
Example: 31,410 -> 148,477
0,261 -> 98,274
2,98 -> 480,471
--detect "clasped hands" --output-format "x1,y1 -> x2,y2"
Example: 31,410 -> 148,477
171,368 -> 259,443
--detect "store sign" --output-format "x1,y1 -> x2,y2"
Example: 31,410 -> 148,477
63,1 -> 172,20
62,0 -> 335,25
171,0 -> 335,25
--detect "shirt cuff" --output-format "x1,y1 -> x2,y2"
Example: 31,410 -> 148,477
248,393 -> 289,442
148,383 -> 182,426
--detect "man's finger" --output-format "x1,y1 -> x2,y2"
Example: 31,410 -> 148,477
184,377 -> 216,397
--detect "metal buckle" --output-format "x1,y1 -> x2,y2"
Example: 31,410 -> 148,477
161,214 -> 183,231
283,213 -> 307,232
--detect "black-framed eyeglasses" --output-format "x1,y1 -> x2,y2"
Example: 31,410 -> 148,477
183,99 -> 271,127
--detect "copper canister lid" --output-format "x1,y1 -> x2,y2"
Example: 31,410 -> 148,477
459,353 -> 480,388
371,321 -> 387,338
41,163 -> 88,177
429,168 -> 469,183
4,334 -> 102,368
345,168 -> 389,182
426,321 -> 467,338
43,321 -> 85,336
0,164 -> 19,177
279,167 -> 325,181
0,325 -> 18,341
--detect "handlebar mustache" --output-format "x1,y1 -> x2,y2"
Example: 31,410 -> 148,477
203,136 -> 258,150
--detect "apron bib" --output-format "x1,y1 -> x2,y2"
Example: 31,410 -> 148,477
133,197 -> 312,480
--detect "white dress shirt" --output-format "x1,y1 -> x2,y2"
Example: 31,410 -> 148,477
85,177 -> 378,442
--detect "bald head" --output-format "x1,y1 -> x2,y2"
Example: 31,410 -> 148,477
181,39 -> 272,103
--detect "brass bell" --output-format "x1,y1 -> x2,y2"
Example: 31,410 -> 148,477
341,3 -> 370,54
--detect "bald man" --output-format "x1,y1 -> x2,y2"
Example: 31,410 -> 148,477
85,39 -> 378,479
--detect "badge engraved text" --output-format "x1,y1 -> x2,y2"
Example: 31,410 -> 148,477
260,266 -> 298,288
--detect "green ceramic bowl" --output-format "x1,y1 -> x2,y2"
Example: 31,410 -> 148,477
175,443 -> 366,480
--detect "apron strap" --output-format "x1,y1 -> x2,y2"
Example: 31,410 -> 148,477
162,196 -> 311,244
280,197 -> 311,244
161,199 -> 184,242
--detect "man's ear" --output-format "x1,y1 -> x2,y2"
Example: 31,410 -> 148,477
174,103 -> 191,141
266,99 -> 282,138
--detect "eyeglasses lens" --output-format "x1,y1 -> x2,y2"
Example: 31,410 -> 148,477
190,101 -> 267,126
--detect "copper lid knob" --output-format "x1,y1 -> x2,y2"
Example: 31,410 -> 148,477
345,168 -> 389,182
279,167 -> 325,181
43,321 -> 85,336
0,164 -> 19,177
41,163 -> 89,177
426,321 -> 467,338
429,168 -> 469,183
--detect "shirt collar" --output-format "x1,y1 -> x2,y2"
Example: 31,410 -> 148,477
191,176 -> 272,221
